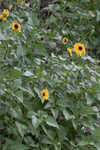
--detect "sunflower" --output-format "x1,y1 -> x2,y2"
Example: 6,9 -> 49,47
74,43 -> 86,56
11,22 -> 21,32
67,48 -> 72,57
2,9 -> 9,17
0,13 -> 7,22
62,37 -> 68,44
41,89 -> 49,100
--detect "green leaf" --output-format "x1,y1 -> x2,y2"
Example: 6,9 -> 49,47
63,109 -> 74,120
23,71 -> 33,77
40,137 -> 53,145
14,90 -> 23,103
42,126 -> 56,140
46,116 -> 59,128
49,42 -> 56,49
93,127 -> 100,138
97,10 -> 100,21
11,67 -> 22,78
54,143 -> 61,150
32,115 -> 40,129
19,87 -> 34,97
10,107 -> 22,119
0,31 -> 10,40
8,144 -> 28,150
51,109 -> 58,120
17,42 -> 24,58
15,121 -> 27,138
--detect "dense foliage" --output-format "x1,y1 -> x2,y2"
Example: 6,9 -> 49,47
0,0 -> 100,150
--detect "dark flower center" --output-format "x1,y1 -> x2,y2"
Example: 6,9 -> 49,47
43,92 -> 45,96
64,39 -> 67,42
79,46 -> 82,51
40,37 -> 44,40
14,24 -> 18,29
0,19 -> 2,22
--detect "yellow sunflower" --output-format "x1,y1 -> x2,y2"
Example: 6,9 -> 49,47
67,48 -> 72,57
74,43 -> 86,56
41,89 -> 49,100
62,37 -> 68,44
0,13 -> 7,22
11,22 -> 21,32
2,9 -> 9,17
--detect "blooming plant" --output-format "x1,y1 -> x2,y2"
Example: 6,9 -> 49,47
67,48 -> 72,57
0,9 -> 9,22
74,43 -> 86,56
62,37 -> 68,44
11,22 -> 21,32
0,0 -> 100,150
41,89 -> 49,100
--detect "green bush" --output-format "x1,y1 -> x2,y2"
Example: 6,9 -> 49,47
0,0 -> 100,150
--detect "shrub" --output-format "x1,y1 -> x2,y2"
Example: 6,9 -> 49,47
0,0 -> 100,150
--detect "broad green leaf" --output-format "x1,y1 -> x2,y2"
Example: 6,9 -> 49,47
54,143 -> 61,150
23,71 -> 33,77
42,126 -> 56,140
8,144 -> 28,150
11,67 -> 22,78
97,10 -> 100,21
46,116 -> 59,128
32,115 -> 40,129
17,42 -> 24,58
15,121 -> 27,138
63,109 -> 74,120
14,90 -> 23,103
51,109 -> 59,120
